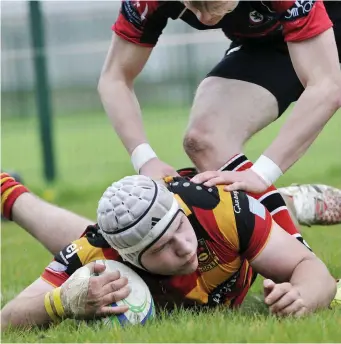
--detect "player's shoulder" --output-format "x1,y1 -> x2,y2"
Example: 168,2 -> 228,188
82,224 -> 111,248
113,0 -> 184,47
269,0 -> 321,18
120,0 -> 161,22
165,176 -> 222,210
118,0 -> 182,24
270,0 -> 331,41
53,224 -> 112,271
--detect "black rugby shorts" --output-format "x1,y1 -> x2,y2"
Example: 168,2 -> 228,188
207,21 -> 341,117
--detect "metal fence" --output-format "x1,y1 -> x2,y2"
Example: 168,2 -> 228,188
1,1 -> 230,119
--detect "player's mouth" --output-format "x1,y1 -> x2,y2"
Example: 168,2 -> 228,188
184,252 -> 197,266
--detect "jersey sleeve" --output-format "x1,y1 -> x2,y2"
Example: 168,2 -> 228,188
271,0 -> 332,42
166,177 -> 272,261
235,194 -> 273,262
210,189 -> 273,262
41,226 -> 119,287
112,0 -> 169,47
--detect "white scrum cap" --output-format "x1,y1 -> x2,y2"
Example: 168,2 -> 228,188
97,175 -> 180,270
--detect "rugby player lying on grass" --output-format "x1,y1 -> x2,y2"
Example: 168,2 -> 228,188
1,173 -> 340,330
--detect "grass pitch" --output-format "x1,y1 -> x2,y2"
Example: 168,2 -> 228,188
1,107 -> 341,342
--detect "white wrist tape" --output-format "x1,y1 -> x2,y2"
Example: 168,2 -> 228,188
251,155 -> 283,187
60,265 -> 91,317
131,143 -> 157,173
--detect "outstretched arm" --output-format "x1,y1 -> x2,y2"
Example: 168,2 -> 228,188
98,34 -> 152,157
1,279 -> 54,330
98,34 -> 178,179
1,263 -> 129,331
99,0 -> 179,178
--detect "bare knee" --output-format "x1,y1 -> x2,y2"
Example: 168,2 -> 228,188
183,125 -> 241,171
183,128 -> 211,159
184,78 -> 231,162
184,77 -> 278,170
184,104 -> 242,170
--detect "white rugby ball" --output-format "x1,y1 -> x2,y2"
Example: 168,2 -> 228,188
95,259 -> 155,326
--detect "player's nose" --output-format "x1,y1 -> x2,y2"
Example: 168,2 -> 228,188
175,236 -> 193,257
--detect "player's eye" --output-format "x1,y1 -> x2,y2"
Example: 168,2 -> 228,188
153,242 -> 168,254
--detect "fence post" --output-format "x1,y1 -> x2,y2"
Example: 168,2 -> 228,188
28,0 -> 56,182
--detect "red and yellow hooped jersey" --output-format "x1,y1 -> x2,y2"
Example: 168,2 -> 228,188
41,177 -> 273,310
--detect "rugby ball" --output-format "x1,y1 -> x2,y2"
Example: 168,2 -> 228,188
95,259 -> 155,326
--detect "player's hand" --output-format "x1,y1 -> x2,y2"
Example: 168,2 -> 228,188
139,158 -> 179,180
263,279 -> 308,317
60,262 -> 130,319
191,170 -> 269,193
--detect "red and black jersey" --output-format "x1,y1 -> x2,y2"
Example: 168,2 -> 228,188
41,177 -> 274,310
113,0 -> 335,47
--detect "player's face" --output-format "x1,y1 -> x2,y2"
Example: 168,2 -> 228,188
184,1 -> 239,26
141,212 -> 198,275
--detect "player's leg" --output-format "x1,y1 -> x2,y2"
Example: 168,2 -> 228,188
280,194 -> 300,232
1,173 -> 93,255
184,44 -> 304,170
184,77 -> 278,172
183,45 -> 304,237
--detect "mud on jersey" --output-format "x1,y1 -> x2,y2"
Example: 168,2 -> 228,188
113,0 -> 333,47
42,177 -> 274,310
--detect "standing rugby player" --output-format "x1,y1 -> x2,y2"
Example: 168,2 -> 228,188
98,0 -> 341,245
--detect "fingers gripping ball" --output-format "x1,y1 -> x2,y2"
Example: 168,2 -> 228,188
96,260 -> 155,326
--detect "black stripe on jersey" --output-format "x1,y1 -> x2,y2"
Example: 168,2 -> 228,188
139,2 -> 179,45
85,224 -> 111,248
166,178 -> 214,241
55,243 -> 83,277
221,155 -> 248,172
231,191 -> 255,255
167,177 -> 220,210
188,213 -> 212,242
260,192 -> 286,213
293,233 -> 313,252
208,268 -> 241,307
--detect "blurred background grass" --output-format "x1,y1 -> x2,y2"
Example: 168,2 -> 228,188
2,106 -> 340,205
1,107 -> 341,343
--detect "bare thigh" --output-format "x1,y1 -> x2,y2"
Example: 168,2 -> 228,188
183,43 -> 306,171
184,77 -> 278,171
